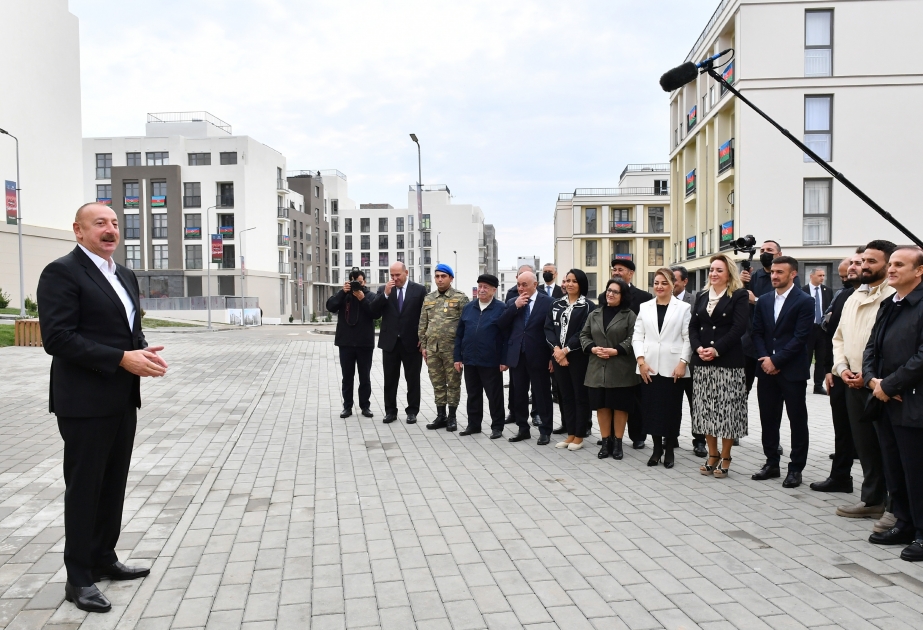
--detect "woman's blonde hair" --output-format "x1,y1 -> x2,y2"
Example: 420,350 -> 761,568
708,254 -> 743,295
652,267 -> 675,289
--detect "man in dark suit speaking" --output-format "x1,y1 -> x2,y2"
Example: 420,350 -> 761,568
37,203 -> 167,613
371,261 -> 427,424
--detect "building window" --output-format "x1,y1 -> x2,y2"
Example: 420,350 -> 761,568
344,218 -> 352,233
654,180 -> 669,195
332,252 -> 339,266
408,215 -> 414,231
804,179 -> 832,245
804,95 -> 832,162
185,244 -> 202,269
153,245 -> 168,269
648,239 -> 665,267
184,213 -> 201,239
648,207 -> 664,233
331,199 -> 339,215
421,214 -> 431,230
219,244 -> 235,269
126,152 -> 141,167
331,234 -> 339,249
585,240 -> 597,267
379,269 -> 389,283
218,276 -> 235,296
396,217 -> 404,232
217,213 -> 234,240
409,233 -> 414,248
332,218 -> 338,232
396,251 -> 405,263
361,235 -> 370,250
612,241 -> 630,259
409,251 -> 414,265
123,214 -> 140,239
151,181 -> 167,208
361,252 -> 371,267
188,152 -> 211,166
218,182 -> 234,207
146,152 -> 169,166
378,217 -> 388,232
360,218 -> 370,233
585,208 -> 597,234
587,273 -> 597,297
379,252 -> 389,267
805,10 -> 833,77
95,153 -> 112,179
187,276 -> 202,297
396,234 -> 404,249
379,235 -> 388,249
313,185 -> 319,198
345,235 -> 352,250
124,181 -> 139,208
315,207 -> 319,223
152,214 -> 168,239
219,152 -> 237,165
299,221 -> 304,240
125,245 -> 141,269
184,182 -> 201,207
96,184 -> 112,202
345,252 -> 353,267
332,269 -> 340,284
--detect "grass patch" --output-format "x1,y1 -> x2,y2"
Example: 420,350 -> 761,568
0,308 -> 37,317
142,318 -> 201,328
0,326 -> 14,347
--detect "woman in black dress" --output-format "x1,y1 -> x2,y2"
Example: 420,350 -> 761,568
545,269 -> 595,450
579,279 -> 639,459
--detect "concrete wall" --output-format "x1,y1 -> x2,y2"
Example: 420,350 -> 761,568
0,223 -> 76,310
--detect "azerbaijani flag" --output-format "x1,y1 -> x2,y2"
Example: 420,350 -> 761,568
719,140 -> 732,166
720,221 -> 734,242
722,61 -> 734,84
219,226 -> 234,237
185,227 -> 201,238
686,170 -> 696,192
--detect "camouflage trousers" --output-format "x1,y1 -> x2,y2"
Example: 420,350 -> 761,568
427,349 -> 462,406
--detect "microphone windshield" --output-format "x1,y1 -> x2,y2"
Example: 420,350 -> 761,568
659,62 -> 698,92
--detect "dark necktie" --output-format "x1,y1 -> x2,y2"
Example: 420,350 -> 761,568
524,299 -> 531,326
397,288 -> 404,313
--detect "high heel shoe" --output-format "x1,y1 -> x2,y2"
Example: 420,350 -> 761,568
714,457 -> 732,478
700,454 -> 719,475
647,438 -> 663,467
663,446 -> 674,469
611,437 -> 623,460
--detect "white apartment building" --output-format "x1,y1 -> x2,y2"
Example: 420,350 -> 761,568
498,266 -> 519,297
83,113 -> 304,322
667,0 -> 923,290
0,0 -> 84,309
555,164 -> 671,297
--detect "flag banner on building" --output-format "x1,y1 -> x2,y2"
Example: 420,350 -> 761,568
722,61 -> 734,85
687,105 -> 697,130
219,226 -> 234,239
151,195 -> 165,207
124,196 -> 139,208
612,221 -> 634,233
613,253 -> 633,261
96,197 -> 112,206
685,169 -> 696,195
718,140 -> 733,172
5,181 -> 17,225
184,227 -> 201,238
720,220 -> 734,244
211,234 -> 223,263
687,236 -> 697,258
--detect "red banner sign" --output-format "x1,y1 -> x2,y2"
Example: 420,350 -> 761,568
211,234 -> 223,263
5,181 -> 17,225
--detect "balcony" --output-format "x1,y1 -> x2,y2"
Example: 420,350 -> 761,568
218,196 -> 234,209
278,234 -> 291,247
277,207 -> 289,219
619,163 -> 669,180
279,262 -> 290,274
609,220 -> 635,234
276,178 -> 287,191
718,139 -> 734,174
183,195 -> 201,208
569,187 -> 669,197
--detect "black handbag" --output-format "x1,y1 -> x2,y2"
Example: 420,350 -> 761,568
861,395 -> 886,423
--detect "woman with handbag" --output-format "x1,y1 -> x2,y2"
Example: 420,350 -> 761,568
579,278 -> 639,459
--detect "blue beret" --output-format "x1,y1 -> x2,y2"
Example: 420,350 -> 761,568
435,263 -> 454,277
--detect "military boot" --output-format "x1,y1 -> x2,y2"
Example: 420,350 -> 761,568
427,406 -> 448,430
446,406 -> 458,432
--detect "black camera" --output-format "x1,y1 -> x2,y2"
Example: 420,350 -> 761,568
733,234 -> 758,282
350,280 -> 362,293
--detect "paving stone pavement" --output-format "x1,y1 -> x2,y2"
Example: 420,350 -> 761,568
2,327 -> 923,630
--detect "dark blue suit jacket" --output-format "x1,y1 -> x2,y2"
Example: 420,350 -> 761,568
752,284 -> 815,382
497,291 -> 553,368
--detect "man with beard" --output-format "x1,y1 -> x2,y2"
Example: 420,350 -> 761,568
830,240 -> 896,524
740,240 -> 782,393
811,251 -> 863,493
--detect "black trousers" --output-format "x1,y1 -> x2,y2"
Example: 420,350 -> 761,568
57,409 -> 137,586
844,387 -> 887,507
757,374 -> 809,472
628,385 -> 647,443
511,354 -> 553,435
680,373 -> 705,446
339,346 -> 373,411
745,356 -> 758,394
828,375 -> 856,482
878,406 -> 923,537
464,366 -> 505,433
554,354 -> 590,437
806,324 -> 829,387
507,375 -> 536,416
382,342 -> 423,415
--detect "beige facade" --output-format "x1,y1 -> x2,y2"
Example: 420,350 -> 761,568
555,165 -> 671,297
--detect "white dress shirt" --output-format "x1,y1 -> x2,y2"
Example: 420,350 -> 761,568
676,289 -> 686,302
79,244 -> 136,331
773,284 -> 795,321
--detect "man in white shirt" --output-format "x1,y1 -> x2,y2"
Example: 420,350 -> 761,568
802,267 -> 833,394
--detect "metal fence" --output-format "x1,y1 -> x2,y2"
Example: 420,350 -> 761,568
141,296 -> 259,311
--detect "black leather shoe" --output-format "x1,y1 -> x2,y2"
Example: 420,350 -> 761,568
406,414 -> 417,424
446,418 -> 457,432
810,476 -> 853,493
814,385 -> 826,395
490,430 -> 503,439
870,527 -> 916,546
537,435 -> 550,446
664,447 -> 675,469
93,561 -> 151,581
65,582 -> 111,613
828,453 -> 834,459
339,407 -> 352,418
782,471 -> 802,488
504,413 -> 516,425
426,417 -> 448,430
383,413 -> 397,424
693,443 -> 708,458
901,540 -> 923,561
531,416 -> 541,427
459,427 -> 480,436
751,464 -> 781,480
552,425 -> 567,434
508,431 -> 531,443
632,440 -> 646,450
361,408 -> 374,418
777,444 -> 784,456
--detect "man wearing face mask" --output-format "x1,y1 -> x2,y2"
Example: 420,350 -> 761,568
540,264 -> 564,299
740,240 -> 782,394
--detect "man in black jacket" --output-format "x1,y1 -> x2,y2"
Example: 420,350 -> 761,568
37,203 -> 167,613
864,246 -> 923,561
740,239 -> 781,393
326,268 -> 375,419
803,267 -> 834,394
370,262 -> 427,424
505,264 -> 537,424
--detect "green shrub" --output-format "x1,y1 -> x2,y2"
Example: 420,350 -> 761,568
288,315 -> 294,323
24,296 -> 38,313
324,312 -> 332,323
0,288 -> 9,309
311,313 -> 318,323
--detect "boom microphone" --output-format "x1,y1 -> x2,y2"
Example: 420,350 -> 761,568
659,49 -> 733,92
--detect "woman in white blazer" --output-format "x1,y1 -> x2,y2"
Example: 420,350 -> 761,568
633,267 -> 692,469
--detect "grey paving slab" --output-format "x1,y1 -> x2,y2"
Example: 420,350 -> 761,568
0,329 -> 916,629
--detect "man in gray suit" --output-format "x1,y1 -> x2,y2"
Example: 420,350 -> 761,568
672,266 -> 706,456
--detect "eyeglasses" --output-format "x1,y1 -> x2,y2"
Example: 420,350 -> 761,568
605,289 -> 621,296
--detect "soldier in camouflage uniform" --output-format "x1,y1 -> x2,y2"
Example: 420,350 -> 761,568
419,263 -> 469,431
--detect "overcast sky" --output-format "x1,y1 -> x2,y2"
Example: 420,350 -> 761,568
72,0 -> 719,267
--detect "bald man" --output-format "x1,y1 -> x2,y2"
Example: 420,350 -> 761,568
38,203 -> 167,612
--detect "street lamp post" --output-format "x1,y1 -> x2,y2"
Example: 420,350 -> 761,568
239,226 -> 256,327
410,134 -> 423,285
0,128 -> 26,318
204,204 -> 219,330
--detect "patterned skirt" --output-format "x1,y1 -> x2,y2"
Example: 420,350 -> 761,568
691,366 -> 748,439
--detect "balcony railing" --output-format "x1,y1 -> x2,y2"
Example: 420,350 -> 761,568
619,163 -> 670,180
218,196 -> 234,208
183,195 -> 201,208
718,138 -> 735,174
609,221 -> 636,234
279,262 -> 290,274
276,179 -> 287,191
568,187 -> 669,197
278,234 -> 290,247
277,207 -> 289,219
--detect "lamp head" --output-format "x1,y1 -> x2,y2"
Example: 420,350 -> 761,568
0,128 -> 8,135
409,133 -> 419,143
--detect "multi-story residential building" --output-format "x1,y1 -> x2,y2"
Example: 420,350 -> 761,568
554,164 -> 671,297
287,171 -> 333,318
83,112 -> 301,321
498,266 -> 520,297
667,0 -> 923,290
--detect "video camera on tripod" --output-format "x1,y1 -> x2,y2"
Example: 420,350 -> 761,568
733,234 -> 758,287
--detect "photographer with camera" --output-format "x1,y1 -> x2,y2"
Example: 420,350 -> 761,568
327,268 -> 376,419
